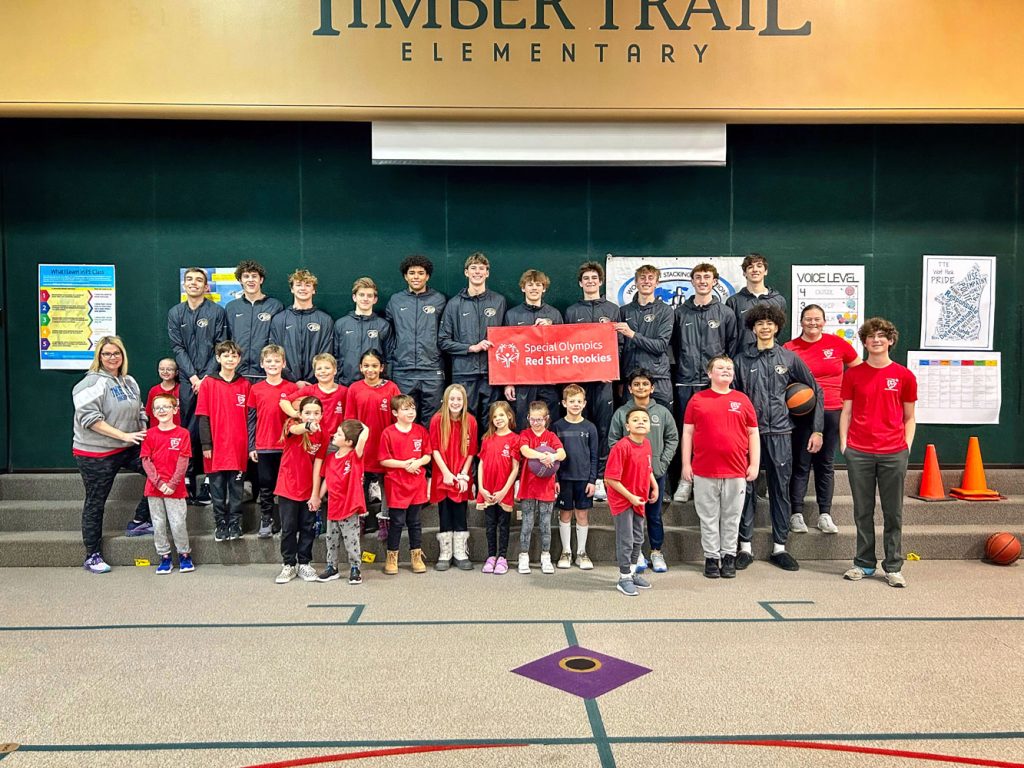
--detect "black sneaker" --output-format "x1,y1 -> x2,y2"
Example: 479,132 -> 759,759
720,554 -> 737,578
227,524 -> 242,541
704,558 -> 721,579
258,516 -> 274,539
194,484 -> 213,506
735,550 -> 754,570
770,551 -> 800,571
214,526 -> 228,542
348,566 -> 363,585
317,565 -> 340,582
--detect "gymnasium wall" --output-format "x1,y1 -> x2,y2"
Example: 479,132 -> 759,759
1,119 -> 1021,469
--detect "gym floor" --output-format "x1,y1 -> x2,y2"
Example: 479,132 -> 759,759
2,559 -> 1022,767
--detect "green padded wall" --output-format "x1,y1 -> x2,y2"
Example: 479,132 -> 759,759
1,120 -> 1020,468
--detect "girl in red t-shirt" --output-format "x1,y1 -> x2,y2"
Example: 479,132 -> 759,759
429,384 -> 479,571
476,401 -> 520,575
344,351 -> 400,531
273,396 -> 327,584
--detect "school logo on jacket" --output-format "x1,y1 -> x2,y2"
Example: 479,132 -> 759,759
775,365 -> 788,375
643,314 -> 654,323
367,330 -> 379,339
258,312 -> 272,322
823,349 -> 834,359
598,316 -> 611,323
308,322 -> 321,332
484,308 -> 498,318
197,319 -> 209,328
708,320 -> 720,328
650,414 -> 661,425
886,378 -> 899,391
423,306 -> 436,314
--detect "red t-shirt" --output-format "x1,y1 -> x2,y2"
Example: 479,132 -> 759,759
146,383 -> 181,427
604,436 -> 653,516
195,375 -> 251,472
325,449 -> 366,521
784,334 -> 860,410
517,428 -> 564,502
841,362 -> 917,454
379,423 -> 431,509
476,431 -> 521,510
292,382 -> 348,440
140,425 -> 192,498
684,389 -> 758,479
247,379 -> 298,451
428,412 -> 478,503
274,427 -> 329,502
345,379 -> 400,473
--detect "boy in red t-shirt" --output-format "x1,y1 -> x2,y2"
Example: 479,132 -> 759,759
379,395 -> 432,575
141,393 -> 194,574
840,318 -> 917,588
517,401 -> 566,575
682,356 -> 760,580
196,341 -> 252,541
248,344 -> 297,537
604,408 -> 659,596
314,419 -> 369,585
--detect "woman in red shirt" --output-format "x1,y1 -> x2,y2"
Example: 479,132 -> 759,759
430,384 -> 478,570
783,304 -> 862,535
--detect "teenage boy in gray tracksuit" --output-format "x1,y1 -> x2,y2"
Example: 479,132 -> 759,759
270,268 -> 334,386
615,264 -> 674,408
333,276 -> 392,386
385,255 -> 447,429
608,368 -> 679,574
168,267 -> 228,503
726,252 -> 788,356
438,252 -> 507,426
225,260 -> 283,383
503,269 -> 563,429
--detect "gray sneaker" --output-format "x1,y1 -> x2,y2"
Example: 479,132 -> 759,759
616,577 -> 638,596
885,571 -> 907,588
297,564 -> 318,582
843,566 -> 875,581
672,482 -> 692,503
789,513 -> 809,533
632,573 -> 652,589
258,516 -> 274,539
817,513 -> 839,534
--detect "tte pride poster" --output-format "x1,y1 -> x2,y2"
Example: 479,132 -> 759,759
487,324 -> 619,385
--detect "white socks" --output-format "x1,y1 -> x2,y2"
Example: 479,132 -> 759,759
559,520 -> 571,552
772,542 -> 786,555
740,541 -> 753,554
576,525 -> 589,554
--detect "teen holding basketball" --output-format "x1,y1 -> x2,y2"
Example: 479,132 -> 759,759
733,305 -> 823,572
517,401 -> 566,575
784,304 -> 862,535
840,318 -> 916,588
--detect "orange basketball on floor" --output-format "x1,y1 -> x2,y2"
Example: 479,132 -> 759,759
785,382 -> 816,417
985,532 -> 1021,565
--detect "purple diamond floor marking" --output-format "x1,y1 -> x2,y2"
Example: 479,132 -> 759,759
512,644 -> 651,699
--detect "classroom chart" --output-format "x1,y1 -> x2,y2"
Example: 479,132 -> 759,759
790,265 -> 864,354
907,351 -> 1001,425
38,264 -> 117,370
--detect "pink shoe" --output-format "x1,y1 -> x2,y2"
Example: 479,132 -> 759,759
482,556 -> 496,574
494,557 -> 509,575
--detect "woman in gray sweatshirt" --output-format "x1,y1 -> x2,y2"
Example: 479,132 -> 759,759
72,336 -> 151,573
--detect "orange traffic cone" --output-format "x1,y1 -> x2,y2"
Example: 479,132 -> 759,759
950,436 -> 1003,501
911,444 -> 949,501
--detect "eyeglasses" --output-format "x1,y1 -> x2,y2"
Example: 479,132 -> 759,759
153,405 -> 175,412
528,417 -> 546,423
100,351 -> 123,358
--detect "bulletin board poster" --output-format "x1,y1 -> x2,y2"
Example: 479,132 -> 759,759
39,264 -> 116,370
605,256 -> 745,308
790,266 -> 865,354
908,351 -> 1001,425
179,267 -> 243,309
920,256 -> 996,350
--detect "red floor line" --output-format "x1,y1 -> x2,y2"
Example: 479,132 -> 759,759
701,739 -> 1024,767
238,743 -> 525,768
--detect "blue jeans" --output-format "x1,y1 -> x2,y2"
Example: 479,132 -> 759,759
645,475 -> 667,550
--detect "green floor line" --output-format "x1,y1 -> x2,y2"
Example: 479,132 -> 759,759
585,698 -> 617,768
758,600 -> 815,619
562,621 -> 578,645
15,731 -> 1024,754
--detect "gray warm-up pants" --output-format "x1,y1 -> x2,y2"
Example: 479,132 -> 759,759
520,499 -> 554,554
693,475 -> 746,561
613,509 -> 645,576
845,447 -> 909,574
148,497 -> 190,557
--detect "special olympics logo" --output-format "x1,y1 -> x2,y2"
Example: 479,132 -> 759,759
307,322 -> 321,332
495,343 -> 520,368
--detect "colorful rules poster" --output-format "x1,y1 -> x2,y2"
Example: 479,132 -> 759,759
39,264 -> 116,370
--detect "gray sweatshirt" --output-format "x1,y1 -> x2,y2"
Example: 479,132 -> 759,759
72,370 -> 146,454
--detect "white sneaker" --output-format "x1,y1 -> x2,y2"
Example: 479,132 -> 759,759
672,482 -> 692,503
843,566 -> 875,581
817,513 -> 839,534
540,552 -> 554,574
518,553 -> 531,574
885,571 -> 907,588
789,513 -> 809,533
368,480 -> 382,502
577,552 -> 594,570
275,564 -> 297,584
297,564 -> 318,582
593,479 -> 607,502
557,551 -> 572,569
650,550 -> 668,573
635,553 -> 647,573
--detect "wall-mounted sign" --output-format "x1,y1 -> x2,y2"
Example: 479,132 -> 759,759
39,265 -> 116,370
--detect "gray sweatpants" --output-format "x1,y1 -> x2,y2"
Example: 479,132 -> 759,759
613,509 -> 645,576
693,475 -> 746,560
520,499 -> 554,554
325,516 -> 362,569
148,497 -> 190,557
845,447 -> 909,574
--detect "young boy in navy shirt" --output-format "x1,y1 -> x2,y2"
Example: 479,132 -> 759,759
552,384 -> 598,570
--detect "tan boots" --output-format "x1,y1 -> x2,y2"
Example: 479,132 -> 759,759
385,548 -> 428,574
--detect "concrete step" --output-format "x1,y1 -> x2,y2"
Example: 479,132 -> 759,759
2,524 -> 1017,568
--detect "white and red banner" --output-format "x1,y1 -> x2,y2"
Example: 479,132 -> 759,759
487,324 -> 619,385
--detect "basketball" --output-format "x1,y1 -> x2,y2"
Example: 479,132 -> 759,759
527,445 -> 561,478
785,382 -> 816,417
984,532 -> 1021,565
